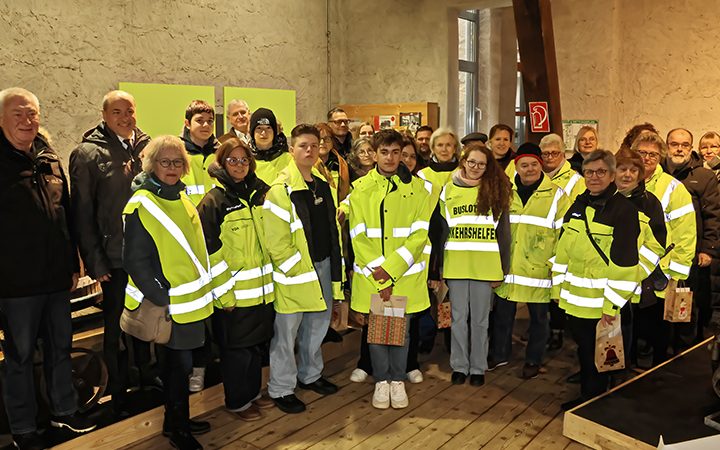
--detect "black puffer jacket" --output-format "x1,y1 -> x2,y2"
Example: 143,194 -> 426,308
69,123 -> 150,278
197,164 -> 274,348
0,130 -> 78,297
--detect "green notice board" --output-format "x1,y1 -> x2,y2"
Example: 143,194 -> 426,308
223,87 -> 296,134
118,82 -> 215,138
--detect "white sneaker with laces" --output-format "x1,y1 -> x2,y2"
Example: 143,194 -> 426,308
350,368 -> 369,383
407,369 -> 423,384
372,381 -> 390,409
390,381 -> 409,409
189,367 -> 206,392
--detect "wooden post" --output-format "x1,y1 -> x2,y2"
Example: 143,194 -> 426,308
512,0 -> 562,143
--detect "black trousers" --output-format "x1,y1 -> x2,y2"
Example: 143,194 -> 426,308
0,291 -> 77,434
549,300 -> 566,331
101,268 -> 152,397
218,344 -> 263,410
159,346 -> 193,431
567,315 -> 609,400
356,311 -> 421,374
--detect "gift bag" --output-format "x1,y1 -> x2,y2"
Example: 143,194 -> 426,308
434,282 -> 451,329
595,317 -> 625,372
664,279 -> 693,323
367,295 -> 407,346
330,300 -> 349,331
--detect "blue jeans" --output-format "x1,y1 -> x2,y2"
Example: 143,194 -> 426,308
492,296 -> 548,366
268,258 -> 332,398
0,291 -> 77,434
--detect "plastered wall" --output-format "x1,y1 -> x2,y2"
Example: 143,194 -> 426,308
0,0 -> 330,160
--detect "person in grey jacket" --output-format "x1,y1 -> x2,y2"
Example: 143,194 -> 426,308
69,90 -> 156,417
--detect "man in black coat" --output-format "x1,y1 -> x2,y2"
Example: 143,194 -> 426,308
0,87 -> 95,449
664,128 -> 720,349
69,90 -> 155,416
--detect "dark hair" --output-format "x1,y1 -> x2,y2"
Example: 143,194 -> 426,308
371,129 -> 404,151
185,99 -> 214,121
326,107 -> 346,121
290,123 -> 321,145
489,123 -> 514,140
621,123 -> 658,150
215,138 -> 256,174
416,125 -> 433,136
314,122 -> 333,138
666,127 -> 694,145
460,143 -> 511,219
615,146 -> 645,179
400,135 -> 423,174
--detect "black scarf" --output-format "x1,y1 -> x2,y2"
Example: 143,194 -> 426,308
515,173 -> 544,206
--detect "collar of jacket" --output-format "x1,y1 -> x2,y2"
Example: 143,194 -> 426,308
208,161 -> 268,205
84,122 -> 149,152
549,160 -> 572,180
252,132 -> 289,161
581,183 -> 616,209
512,171 -> 552,192
428,157 -> 458,172
131,171 -> 185,200
276,158 -> 320,192
0,127 -> 52,162
624,180 -> 647,199
663,151 -> 703,179
369,166 -> 406,188
181,128 -> 218,157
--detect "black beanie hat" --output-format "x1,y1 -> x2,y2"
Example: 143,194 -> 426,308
514,142 -> 543,164
250,108 -> 278,136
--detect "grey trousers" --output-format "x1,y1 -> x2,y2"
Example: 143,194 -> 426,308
447,279 -> 493,375
268,258 -> 332,398
369,315 -> 412,382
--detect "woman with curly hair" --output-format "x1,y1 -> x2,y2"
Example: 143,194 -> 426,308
438,142 -> 512,386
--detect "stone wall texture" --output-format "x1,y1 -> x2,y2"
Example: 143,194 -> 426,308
0,0 -> 330,160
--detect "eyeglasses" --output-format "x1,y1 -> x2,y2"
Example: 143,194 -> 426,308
541,151 -> 562,159
226,157 -> 250,166
466,160 -> 487,169
638,151 -> 661,161
668,141 -> 692,150
357,149 -> 376,156
582,168 -> 608,178
330,119 -> 349,126
158,158 -> 185,168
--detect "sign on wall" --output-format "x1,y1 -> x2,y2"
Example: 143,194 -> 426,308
118,82 -> 215,138
529,101 -> 550,133
562,119 -> 599,151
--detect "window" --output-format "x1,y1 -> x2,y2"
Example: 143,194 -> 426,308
458,10 -> 478,138
514,44 -> 527,146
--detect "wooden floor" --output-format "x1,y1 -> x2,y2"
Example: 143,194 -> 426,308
124,308 -> 592,450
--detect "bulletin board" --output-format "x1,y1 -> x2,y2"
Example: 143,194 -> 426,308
118,82 -> 215,138
223,86 -> 296,134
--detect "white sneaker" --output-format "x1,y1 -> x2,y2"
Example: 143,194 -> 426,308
350,368 -> 369,383
390,381 -> 409,409
189,367 -> 205,392
407,369 -> 423,384
372,381 -> 390,409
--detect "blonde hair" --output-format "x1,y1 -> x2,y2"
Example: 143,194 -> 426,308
429,127 -> 459,156
630,132 -> 668,158
141,135 -> 190,176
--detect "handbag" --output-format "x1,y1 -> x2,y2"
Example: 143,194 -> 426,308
583,214 -> 669,291
120,299 -> 172,344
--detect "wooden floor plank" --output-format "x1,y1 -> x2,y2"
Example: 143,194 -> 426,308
523,411 -> 572,450
482,392 -> 561,449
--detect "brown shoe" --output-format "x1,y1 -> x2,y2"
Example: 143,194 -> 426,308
235,404 -> 262,421
253,394 -> 275,409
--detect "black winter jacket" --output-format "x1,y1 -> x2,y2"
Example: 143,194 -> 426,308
0,130 -> 78,297
69,123 -> 150,278
197,164 -> 274,348
664,153 -> 720,258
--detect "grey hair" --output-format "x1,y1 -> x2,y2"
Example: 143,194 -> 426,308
631,132 -> 668,158
141,135 -> 190,177
0,87 -> 40,116
429,127 -> 459,155
582,149 -> 616,174
227,99 -> 249,113
539,133 -> 565,151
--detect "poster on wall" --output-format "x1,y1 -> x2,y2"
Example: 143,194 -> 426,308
400,112 -> 422,134
562,119 -> 599,152
118,82 -> 215,138
223,87 -> 296,134
374,115 -> 397,130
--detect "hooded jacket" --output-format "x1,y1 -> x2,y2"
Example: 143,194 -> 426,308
251,132 -> 291,184
180,128 -> 220,205
0,130 -> 78,297
70,123 -> 150,278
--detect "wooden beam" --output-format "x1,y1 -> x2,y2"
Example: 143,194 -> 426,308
512,0 -> 562,142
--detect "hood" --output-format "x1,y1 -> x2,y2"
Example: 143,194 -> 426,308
252,132 -> 289,161
428,157 -> 459,173
131,171 -> 185,200
181,127 -> 218,156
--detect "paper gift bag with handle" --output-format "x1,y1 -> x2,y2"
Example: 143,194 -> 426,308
595,317 -> 625,372
664,279 -> 693,323
367,294 -> 407,346
434,282 -> 452,329
330,300 -> 349,331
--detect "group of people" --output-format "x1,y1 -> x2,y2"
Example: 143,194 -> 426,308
2,85 -> 720,450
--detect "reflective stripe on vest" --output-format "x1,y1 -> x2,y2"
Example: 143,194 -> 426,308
561,288 -> 604,308
236,282 -> 275,300
504,274 -> 552,289
273,270 -> 319,286
213,263 -> 273,298
509,188 -> 564,229
185,185 -> 205,196
564,173 -> 581,195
